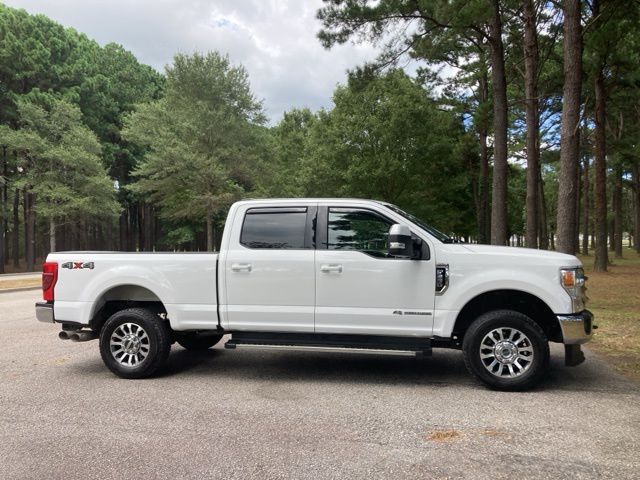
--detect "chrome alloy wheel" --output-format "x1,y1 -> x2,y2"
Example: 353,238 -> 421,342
479,327 -> 534,378
110,322 -> 150,367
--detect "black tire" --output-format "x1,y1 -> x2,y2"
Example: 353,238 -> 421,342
176,332 -> 223,351
99,308 -> 172,379
462,309 -> 549,391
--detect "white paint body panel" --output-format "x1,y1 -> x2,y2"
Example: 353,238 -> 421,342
219,201 -> 316,332
314,250 -> 434,335
46,198 -> 582,339
47,252 -> 218,331
315,200 -> 435,336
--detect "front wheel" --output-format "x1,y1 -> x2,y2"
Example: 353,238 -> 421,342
99,308 -> 172,379
462,310 -> 549,391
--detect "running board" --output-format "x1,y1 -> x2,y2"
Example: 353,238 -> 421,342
224,332 -> 432,357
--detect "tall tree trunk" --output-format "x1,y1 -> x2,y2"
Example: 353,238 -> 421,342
582,157 -> 590,255
128,204 -> 137,251
556,0 -> 582,254
0,146 -> 6,273
206,212 -> 214,252
478,68 -> 491,244
106,218 -> 114,251
23,189 -> 28,266
119,210 -> 128,251
575,162 -> 582,253
82,220 -> 89,250
608,217 -> 614,252
489,0 -> 509,245
538,168 -> 549,249
633,162 -> 640,253
49,218 -> 56,253
138,204 -> 145,252
614,164 -> 623,257
25,192 -> 35,272
2,155 -> 6,266
632,160 -> 640,253
144,203 -> 152,251
593,66 -> 608,271
12,188 -> 19,267
523,0 -> 539,249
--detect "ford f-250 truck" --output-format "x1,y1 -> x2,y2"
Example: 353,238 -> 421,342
35,198 -> 593,390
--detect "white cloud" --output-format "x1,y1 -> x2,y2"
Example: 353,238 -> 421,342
4,0 -> 382,122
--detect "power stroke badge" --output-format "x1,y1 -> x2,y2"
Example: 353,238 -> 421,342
61,262 -> 95,270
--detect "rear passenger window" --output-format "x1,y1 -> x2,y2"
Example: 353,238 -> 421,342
241,209 -> 307,249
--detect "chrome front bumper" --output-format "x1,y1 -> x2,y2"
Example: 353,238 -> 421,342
35,302 -> 54,323
557,310 -> 594,344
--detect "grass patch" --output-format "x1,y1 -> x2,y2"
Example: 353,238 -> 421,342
0,278 -> 41,290
578,248 -> 640,383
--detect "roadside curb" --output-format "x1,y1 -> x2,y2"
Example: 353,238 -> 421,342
0,286 -> 40,294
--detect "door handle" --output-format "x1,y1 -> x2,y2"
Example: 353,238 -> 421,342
231,263 -> 252,272
320,264 -> 343,273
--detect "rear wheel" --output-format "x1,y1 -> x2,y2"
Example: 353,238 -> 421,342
176,332 -> 223,351
99,308 -> 171,379
462,310 -> 549,391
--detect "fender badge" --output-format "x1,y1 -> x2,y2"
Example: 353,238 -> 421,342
62,262 -> 94,270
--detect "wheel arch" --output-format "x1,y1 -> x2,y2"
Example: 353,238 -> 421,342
452,289 -> 561,346
89,284 -> 168,332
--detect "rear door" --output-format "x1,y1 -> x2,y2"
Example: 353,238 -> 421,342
315,205 -> 435,336
223,204 -> 317,332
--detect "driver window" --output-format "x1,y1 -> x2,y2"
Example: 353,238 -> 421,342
327,208 -> 392,257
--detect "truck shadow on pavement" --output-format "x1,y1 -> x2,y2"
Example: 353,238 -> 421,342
162,347 -> 474,387
68,344 -> 635,393
138,345 -> 635,393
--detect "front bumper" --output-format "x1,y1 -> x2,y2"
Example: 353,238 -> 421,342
557,310 -> 594,344
35,302 -> 54,323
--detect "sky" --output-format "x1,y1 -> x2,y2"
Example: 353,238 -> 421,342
3,0 -> 385,123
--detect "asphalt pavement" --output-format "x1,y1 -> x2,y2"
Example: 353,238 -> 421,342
1,290 -> 639,479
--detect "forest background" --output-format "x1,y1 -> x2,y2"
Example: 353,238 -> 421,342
1,1 -> 640,275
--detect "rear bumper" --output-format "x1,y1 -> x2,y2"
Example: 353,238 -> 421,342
557,310 -> 594,345
35,302 -> 54,323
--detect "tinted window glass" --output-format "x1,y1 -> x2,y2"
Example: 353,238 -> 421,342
241,210 -> 307,249
328,208 -> 391,256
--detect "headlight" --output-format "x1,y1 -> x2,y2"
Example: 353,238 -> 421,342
560,267 -> 586,312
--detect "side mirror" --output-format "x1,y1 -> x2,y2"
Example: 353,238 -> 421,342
388,224 -> 413,258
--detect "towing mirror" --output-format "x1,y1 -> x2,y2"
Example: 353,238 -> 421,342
388,224 -> 413,258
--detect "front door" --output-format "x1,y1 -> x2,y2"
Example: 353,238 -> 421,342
315,206 -> 435,336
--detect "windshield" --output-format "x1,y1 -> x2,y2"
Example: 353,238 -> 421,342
383,203 -> 453,243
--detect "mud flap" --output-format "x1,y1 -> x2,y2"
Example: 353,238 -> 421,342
565,344 -> 586,367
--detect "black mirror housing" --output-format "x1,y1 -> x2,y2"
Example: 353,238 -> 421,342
388,224 -> 413,258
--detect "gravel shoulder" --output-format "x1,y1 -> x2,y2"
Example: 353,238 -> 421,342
1,290 -> 639,479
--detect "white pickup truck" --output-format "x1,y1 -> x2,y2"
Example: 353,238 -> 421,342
35,198 -> 593,390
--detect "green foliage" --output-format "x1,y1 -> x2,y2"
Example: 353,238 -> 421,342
259,108 -> 317,197
0,93 -> 120,223
297,69 -> 476,235
123,52 -> 265,230
2,0 -> 640,258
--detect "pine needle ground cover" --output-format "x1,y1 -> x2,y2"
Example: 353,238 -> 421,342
580,249 -> 640,382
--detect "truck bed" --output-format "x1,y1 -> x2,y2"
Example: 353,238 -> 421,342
46,252 -> 219,330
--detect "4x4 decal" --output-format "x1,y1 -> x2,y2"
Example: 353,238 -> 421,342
61,262 -> 94,270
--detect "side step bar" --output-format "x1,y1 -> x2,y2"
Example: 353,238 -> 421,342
225,332 -> 432,358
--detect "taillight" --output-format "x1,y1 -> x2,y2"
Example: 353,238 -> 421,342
42,262 -> 58,302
